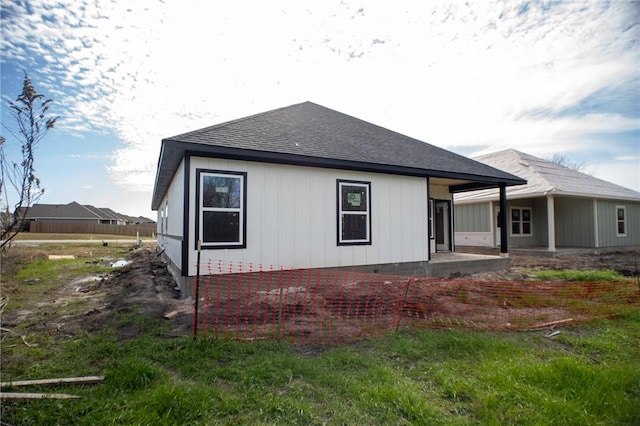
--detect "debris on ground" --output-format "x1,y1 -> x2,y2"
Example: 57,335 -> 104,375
110,259 -> 130,268
0,376 -> 105,388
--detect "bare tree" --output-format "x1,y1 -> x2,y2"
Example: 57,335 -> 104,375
0,72 -> 58,249
547,154 -> 587,173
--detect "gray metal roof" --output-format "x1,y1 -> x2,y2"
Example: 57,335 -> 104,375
455,149 -> 640,202
152,102 -> 526,210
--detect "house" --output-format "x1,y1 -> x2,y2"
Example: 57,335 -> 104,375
118,214 -> 157,225
21,202 -> 145,226
22,202 -> 121,224
151,102 -> 526,294
454,149 -> 640,251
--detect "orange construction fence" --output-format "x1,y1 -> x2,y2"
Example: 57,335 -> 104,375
193,260 -> 640,345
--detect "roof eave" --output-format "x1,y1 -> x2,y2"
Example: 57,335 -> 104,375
455,189 -> 640,204
151,140 -> 527,210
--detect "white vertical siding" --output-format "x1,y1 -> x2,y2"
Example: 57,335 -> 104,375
157,160 -> 185,270
375,177 -> 393,262
166,160 -> 185,237
184,158 -> 429,275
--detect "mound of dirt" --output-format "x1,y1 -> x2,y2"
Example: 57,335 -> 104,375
81,249 -> 191,337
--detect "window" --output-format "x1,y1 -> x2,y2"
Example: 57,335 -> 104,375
616,206 -> 626,236
511,207 -> 532,235
337,180 -> 371,245
197,169 -> 247,248
164,201 -> 169,235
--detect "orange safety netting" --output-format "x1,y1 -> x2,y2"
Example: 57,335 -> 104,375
193,260 -> 640,345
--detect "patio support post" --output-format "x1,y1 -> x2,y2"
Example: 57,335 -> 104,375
547,195 -> 556,252
499,184 -> 508,257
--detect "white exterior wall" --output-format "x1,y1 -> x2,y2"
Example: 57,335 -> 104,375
185,157 -> 429,275
157,160 -> 185,271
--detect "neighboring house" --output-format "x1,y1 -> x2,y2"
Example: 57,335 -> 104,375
455,149 -> 640,251
119,214 -> 157,225
23,202 -> 132,225
152,102 -> 526,293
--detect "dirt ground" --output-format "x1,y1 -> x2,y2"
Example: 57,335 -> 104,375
2,248 -> 638,341
1,249 -> 191,340
465,248 -> 640,282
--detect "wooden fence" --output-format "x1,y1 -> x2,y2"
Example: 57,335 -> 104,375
28,221 -> 157,237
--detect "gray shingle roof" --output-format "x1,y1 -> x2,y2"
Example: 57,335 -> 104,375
455,149 -> 640,202
152,102 -> 526,210
23,202 -> 150,223
25,202 -> 102,220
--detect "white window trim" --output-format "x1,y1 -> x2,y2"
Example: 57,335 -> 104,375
510,207 -> 532,237
616,205 -> 626,237
337,180 -> 371,245
197,170 -> 246,249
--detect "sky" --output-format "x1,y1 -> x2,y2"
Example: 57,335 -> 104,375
1,0 -> 639,220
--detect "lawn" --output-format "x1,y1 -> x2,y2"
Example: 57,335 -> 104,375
12,232 -> 155,241
1,244 -> 639,425
2,317 -> 639,425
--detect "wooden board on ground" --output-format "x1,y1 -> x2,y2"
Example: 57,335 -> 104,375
0,376 -> 105,388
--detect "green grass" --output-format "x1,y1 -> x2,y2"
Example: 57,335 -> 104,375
3,254 -> 116,312
530,268 -> 626,282
1,312 -> 639,425
12,232 -> 156,241
15,258 -> 113,281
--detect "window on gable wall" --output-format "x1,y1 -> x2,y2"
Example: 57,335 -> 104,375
511,207 -> 532,236
616,206 -> 626,236
337,180 -> 371,245
197,170 -> 247,248
164,201 -> 169,235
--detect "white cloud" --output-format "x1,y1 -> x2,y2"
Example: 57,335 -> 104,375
592,161 -> 640,193
615,156 -> 640,162
1,0 -> 638,196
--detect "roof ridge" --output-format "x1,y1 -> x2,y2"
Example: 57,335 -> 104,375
80,203 -> 103,218
509,150 -> 558,192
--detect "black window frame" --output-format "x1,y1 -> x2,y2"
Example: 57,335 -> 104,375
337,179 -> 371,246
195,169 -> 247,249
